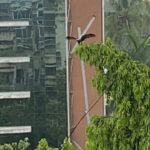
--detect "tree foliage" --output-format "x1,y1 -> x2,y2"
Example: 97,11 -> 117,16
61,138 -> 74,150
36,138 -> 52,150
0,138 -> 30,150
105,0 -> 150,65
35,138 -> 73,150
76,39 -> 150,150
0,138 -> 73,150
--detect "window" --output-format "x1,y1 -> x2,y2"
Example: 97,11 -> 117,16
0,72 -> 14,85
34,69 -> 39,82
46,86 -> 56,98
45,67 -> 56,76
16,69 -> 24,83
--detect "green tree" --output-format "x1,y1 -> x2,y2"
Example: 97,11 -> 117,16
61,138 -> 74,150
105,0 -> 150,65
36,138 -> 59,150
36,139 -> 52,150
0,138 -> 74,150
76,39 -> 150,150
0,138 -> 30,150
0,144 -> 13,150
17,138 -> 30,150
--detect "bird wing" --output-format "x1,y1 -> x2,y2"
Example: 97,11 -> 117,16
66,36 -> 77,40
80,33 -> 96,41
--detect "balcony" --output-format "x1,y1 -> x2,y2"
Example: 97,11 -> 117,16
0,126 -> 31,134
0,21 -> 29,27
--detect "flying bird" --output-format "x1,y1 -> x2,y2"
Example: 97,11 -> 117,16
66,33 -> 96,44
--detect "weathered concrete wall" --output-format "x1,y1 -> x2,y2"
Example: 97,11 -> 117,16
68,0 -> 104,149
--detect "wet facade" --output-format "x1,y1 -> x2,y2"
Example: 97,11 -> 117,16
68,0 -> 150,148
68,0 -> 104,149
0,0 -> 67,147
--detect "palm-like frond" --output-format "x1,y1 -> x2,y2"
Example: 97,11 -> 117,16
105,0 -> 150,65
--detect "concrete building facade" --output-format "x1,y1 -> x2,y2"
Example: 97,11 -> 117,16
0,0 -> 67,147
68,1 -> 150,149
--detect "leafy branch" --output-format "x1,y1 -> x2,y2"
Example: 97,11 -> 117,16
76,39 -> 150,150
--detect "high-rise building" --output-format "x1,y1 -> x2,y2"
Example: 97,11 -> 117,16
68,0 -> 150,149
0,0 -> 67,147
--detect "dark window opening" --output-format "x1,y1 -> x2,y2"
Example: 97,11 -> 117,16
0,72 -> 14,85
38,3 -> 43,8
16,69 -> 24,83
106,101 -> 114,116
45,67 -> 56,76
56,52 -> 61,67
35,69 -> 39,82
46,86 -> 56,98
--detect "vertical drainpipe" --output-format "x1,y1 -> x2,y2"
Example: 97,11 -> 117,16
102,0 -> 107,116
65,0 -> 70,136
78,27 -> 90,125
102,0 -> 105,43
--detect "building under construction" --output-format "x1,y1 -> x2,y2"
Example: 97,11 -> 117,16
0,0 -> 67,147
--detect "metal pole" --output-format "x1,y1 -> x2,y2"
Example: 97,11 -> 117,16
65,0 -> 71,136
78,27 -> 90,124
